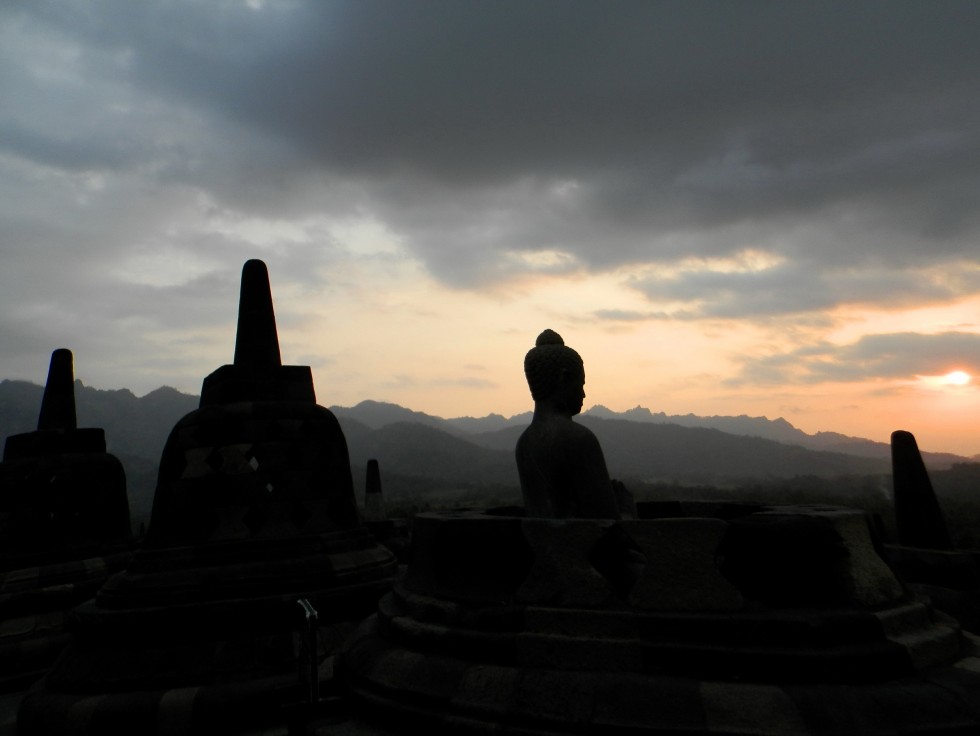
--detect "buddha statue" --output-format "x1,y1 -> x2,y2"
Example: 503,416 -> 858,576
516,329 -> 623,518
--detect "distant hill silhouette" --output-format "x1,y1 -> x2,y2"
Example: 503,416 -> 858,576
338,416 -> 518,489
587,405 -> 811,443
583,404 -> 968,466
454,418 -> 886,483
2,384 -> 972,525
0,379 -> 198,461
329,400 -> 451,432
332,399 -> 968,469
0,379 -> 198,526
328,399 -> 531,435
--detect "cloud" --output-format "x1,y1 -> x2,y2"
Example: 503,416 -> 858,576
4,0 -> 979,300
733,331 -> 980,385
2,0 -> 980,415
381,374 -> 498,392
594,310 -> 661,323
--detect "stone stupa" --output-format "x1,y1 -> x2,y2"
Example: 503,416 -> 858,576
19,260 -> 397,734
0,349 -> 132,689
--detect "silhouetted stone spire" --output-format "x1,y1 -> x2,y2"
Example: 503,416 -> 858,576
891,429 -> 953,549
233,259 -> 282,372
4,349 -> 105,461
37,348 -> 77,431
200,259 -> 314,405
364,459 -> 387,522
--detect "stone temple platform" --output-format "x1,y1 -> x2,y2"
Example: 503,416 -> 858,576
339,501 -> 980,735
19,261 -> 397,735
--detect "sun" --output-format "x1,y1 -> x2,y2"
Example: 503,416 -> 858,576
941,370 -> 971,386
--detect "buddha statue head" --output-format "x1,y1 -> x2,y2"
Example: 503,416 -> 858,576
523,329 -> 586,417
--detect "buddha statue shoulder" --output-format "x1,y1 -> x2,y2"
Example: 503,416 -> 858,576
516,329 -> 631,519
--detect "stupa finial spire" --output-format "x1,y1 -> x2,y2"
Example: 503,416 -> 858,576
233,259 -> 282,371
37,348 -> 77,431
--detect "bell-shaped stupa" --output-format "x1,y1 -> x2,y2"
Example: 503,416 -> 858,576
19,260 -> 396,734
0,349 -> 131,688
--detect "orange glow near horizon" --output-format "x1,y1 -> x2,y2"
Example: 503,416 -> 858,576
64,255 -> 980,460
281,267 -> 980,457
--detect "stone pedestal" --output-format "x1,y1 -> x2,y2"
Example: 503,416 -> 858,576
885,545 -> 980,634
339,503 -> 980,734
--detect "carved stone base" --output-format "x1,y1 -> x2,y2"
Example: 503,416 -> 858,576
339,506 -> 980,734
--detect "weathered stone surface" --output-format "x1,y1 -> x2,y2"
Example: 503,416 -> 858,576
513,669 -> 597,726
827,509 -> 905,606
623,518 -> 743,611
719,506 -> 902,609
516,519 -> 613,607
450,664 -> 519,719
405,512 -> 534,603
700,681 -> 808,735
339,505 -> 980,734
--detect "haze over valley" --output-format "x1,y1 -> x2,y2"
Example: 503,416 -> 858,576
3,379 -> 978,546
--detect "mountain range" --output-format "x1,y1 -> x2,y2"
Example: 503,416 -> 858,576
1,381 -> 973,526
328,399 -> 969,466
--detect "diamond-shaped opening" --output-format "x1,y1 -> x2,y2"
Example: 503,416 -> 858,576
206,447 -> 224,472
289,502 -> 312,532
589,524 -> 647,600
242,505 -> 268,535
193,507 -> 222,542
249,456 -> 260,471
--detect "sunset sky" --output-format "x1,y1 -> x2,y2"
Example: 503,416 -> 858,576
2,2 -> 979,456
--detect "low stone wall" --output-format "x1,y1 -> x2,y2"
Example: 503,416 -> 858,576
339,505 -> 980,735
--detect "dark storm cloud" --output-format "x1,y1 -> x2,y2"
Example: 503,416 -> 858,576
733,332 -> 980,385
0,121 -> 134,172
4,0 -> 980,309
